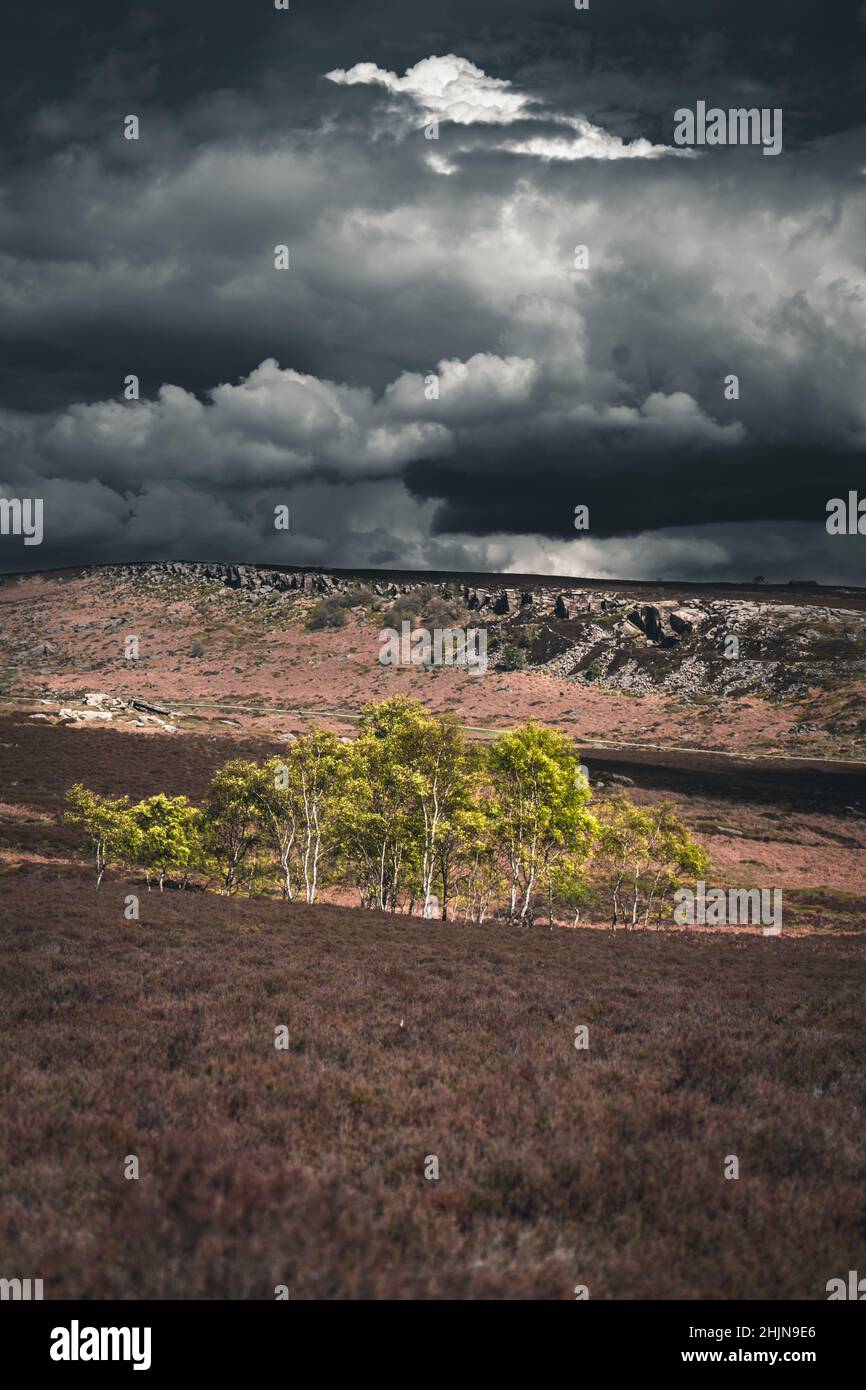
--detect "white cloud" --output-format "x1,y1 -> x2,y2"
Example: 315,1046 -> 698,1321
563,392 -> 746,448
21,356 -> 738,493
386,353 -> 539,422
327,53 -> 684,162
502,117 -> 690,163
495,520 -> 862,586
33,359 -> 455,485
326,55 -> 532,126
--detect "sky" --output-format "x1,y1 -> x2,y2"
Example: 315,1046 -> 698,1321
1,0 -> 865,582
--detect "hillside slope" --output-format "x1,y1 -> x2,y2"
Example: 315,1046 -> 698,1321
2,873 -> 863,1298
1,563 -> 864,759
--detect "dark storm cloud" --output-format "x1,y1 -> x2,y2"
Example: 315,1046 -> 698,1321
1,1 -> 865,580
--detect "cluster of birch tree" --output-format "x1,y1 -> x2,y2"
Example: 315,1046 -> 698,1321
64,695 -> 708,926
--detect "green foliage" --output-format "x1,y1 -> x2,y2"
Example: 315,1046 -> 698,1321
596,793 -> 710,928
248,756 -> 300,901
492,623 -> 538,671
381,599 -> 417,628
422,596 -> 464,628
546,865 -> 602,927
63,700 -> 707,928
307,598 -> 348,630
498,643 -> 528,670
337,696 -> 427,911
128,793 -> 203,891
202,759 -> 261,893
64,784 -> 135,887
487,722 -> 597,925
334,585 -> 374,609
206,735 -> 350,903
289,728 -> 350,903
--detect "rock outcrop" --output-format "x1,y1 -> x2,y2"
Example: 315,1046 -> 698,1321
61,561 -> 864,703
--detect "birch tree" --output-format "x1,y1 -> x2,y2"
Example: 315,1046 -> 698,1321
487,723 -> 595,925
202,759 -> 260,894
64,784 -> 135,888
291,729 -> 348,903
596,794 -> 709,928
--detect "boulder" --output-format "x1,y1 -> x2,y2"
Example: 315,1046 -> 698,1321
132,714 -> 176,732
669,607 -> 703,636
627,605 -> 663,642
58,707 -> 113,722
130,698 -> 174,716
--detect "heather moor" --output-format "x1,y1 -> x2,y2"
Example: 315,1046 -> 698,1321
2,0 -> 866,1314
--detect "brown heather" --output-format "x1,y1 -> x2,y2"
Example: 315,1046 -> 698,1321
1,865 -> 864,1300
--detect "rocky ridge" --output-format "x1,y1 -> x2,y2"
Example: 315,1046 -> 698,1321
73,561 -> 866,701
2,563 -> 864,713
